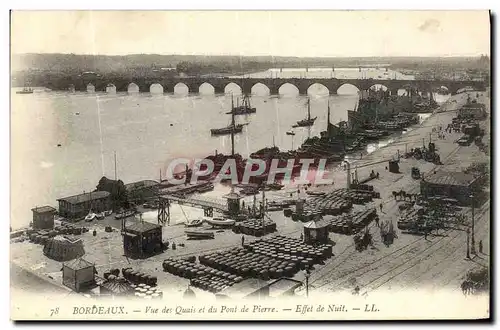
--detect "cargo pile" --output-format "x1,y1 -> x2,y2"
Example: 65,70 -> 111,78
200,248 -> 300,280
303,194 -> 352,215
232,219 -> 277,236
131,283 -> 163,299
162,257 -> 244,293
27,225 -> 89,244
328,208 -> 378,235
328,189 -> 376,205
121,267 -> 158,287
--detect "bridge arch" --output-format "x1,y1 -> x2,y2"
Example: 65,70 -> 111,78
150,83 -> 164,94
105,83 -> 116,94
307,83 -> 330,97
174,82 -> 189,95
127,82 -> 140,94
278,83 -> 299,97
369,84 -> 388,91
251,82 -> 270,96
199,82 -> 215,95
337,83 -> 359,95
224,82 -> 242,95
86,83 -> 95,93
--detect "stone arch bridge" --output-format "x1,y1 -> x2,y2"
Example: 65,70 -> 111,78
55,77 -> 485,95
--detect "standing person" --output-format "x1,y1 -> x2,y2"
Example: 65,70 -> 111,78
241,235 -> 245,247
379,203 -> 383,212
479,240 -> 483,254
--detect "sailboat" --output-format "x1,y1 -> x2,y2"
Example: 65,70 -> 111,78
227,93 -> 256,115
211,96 -> 245,136
292,97 -> 317,128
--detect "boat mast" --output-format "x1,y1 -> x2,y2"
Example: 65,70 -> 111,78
327,99 -> 331,135
231,95 -> 235,157
114,151 -> 117,181
307,97 -> 311,121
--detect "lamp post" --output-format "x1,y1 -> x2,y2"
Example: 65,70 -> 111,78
466,228 -> 471,259
304,267 -> 311,298
470,193 -> 476,255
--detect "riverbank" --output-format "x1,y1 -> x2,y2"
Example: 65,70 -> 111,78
10,91 -> 489,303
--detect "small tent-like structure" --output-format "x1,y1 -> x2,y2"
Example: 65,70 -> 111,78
43,235 -> 85,262
303,215 -> 330,245
62,258 -> 96,292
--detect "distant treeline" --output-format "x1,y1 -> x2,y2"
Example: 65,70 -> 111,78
11,53 -> 490,85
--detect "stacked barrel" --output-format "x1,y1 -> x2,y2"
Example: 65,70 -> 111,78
245,236 -> 333,269
162,257 -> 244,293
27,225 -> 89,245
121,267 -> 158,287
328,208 -> 378,235
232,219 -> 277,236
131,283 -> 163,299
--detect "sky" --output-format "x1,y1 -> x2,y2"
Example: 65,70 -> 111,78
11,11 -> 490,57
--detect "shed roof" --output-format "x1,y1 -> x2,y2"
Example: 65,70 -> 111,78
125,221 -> 162,233
31,206 -> 57,213
216,278 -> 269,299
424,171 -> 476,187
303,217 -> 330,229
64,258 -> 94,270
124,180 -> 159,192
268,278 -> 302,298
57,191 -> 110,205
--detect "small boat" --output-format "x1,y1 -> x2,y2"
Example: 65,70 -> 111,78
85,212 -> 96,222
203,217 -> 236,227
210,124 -> 244,136
293,97 -> 317,128
16,87 -> 33,94
306,191 -> 326,196
75,112 -> 80,115
211,96 -> 245,136
227,93 -> 256,115
104,210 -> 113,216
115,209 -> 136,220
286,130 -> 296,136
185,219 -> 204,227
185,230 -> 215,240
95,212 -> 105,220
267,182 -> 284,190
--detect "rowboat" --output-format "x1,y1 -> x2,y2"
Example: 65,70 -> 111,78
185,230 -> 215,239
95,212 -> 105,220
203,217 -> 236,227
185,219 -> 204,227
306,191 -> 326,196
115,209 -> 136,220
85,212 -> 96,222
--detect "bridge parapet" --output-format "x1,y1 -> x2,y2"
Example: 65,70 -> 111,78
46,75 -> 486,95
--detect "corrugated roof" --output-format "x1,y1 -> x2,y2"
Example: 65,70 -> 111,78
125,221 -> 162,233
424,171 -> 475,187
31,206 -> 57,213
64,258 -> 94,270
57,191 -> 110,205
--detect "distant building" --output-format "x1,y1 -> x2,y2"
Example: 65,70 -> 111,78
125,180 -> 160,204
57,191 -> 111,219
31,206 -> 57,230
458,103 -> 487,120
420,171 -> 480,205
122,221 -> 163,259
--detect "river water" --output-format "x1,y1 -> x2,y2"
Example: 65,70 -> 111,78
11,68 -> 450,229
